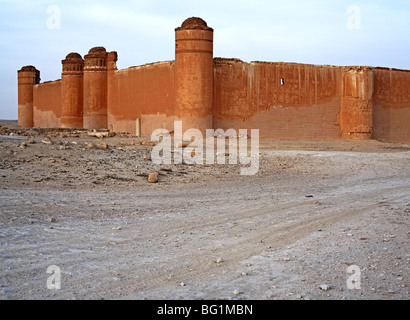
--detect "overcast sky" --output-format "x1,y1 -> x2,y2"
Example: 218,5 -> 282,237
1,0 -> 409,119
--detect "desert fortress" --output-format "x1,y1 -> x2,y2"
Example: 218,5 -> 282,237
18,17 -> 410,141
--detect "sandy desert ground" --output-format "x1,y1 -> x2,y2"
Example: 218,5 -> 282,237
0,123 -> 409,300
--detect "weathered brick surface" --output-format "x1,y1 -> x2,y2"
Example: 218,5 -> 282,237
175,18 -> 214,136
61,53 -> 84,129
17,17 -> 410,142
373,68 -> 410,142
340,67 -> 374,140
33,80 -> 61,128
108,61 -> 175,135
213,60 -> 342,140
17,66 -> 40,128
83,47 -> 108,130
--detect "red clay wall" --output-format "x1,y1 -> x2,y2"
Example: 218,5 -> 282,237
18,53 -> 410,142
108,61 -> 176,135
33,80 -> 62,128
213,59 -> 342,140
340,67 -> 374,140
373,68 -> 410,142
61,75 -> 83,128
83,71 -> 107,129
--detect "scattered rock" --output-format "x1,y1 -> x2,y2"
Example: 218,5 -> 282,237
98,142 -> 109,150
47,217 -> 57,223
19,142 -> 27,149
42,137 -> 53,145
232,290 -> 242,296
180,282 -> 186,287
148,172 -> 159,183
87,143 -> 97,149
88,131 -> 111,139
319,284 -> 331,291
96,133 -> 108,139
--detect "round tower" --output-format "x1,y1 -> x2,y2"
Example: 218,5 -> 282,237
61,53 -> 84,128
83,47 -> 108,129
106,51 -> 118,133
341,67 -> 374,140
17,66 -> 40,127
175,17 -> 214,136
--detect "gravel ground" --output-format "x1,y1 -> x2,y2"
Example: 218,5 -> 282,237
0,124 -> 409,300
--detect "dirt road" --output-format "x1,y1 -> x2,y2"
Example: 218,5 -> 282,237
0,125 -> 409,300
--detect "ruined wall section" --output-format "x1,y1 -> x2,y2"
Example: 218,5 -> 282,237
213,59 -> 342,139
340,67 -> 374,140
33,80 -> 62,128
373,68 -> 410,142
108,61 -> 176,136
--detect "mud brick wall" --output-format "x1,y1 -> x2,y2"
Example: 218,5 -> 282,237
213,59 -> 342,140
33,80 -> 62,128
108,61 -> 176,136
373,68 -> 410,142
17,17 -> 410,142
340,67 -> 374,140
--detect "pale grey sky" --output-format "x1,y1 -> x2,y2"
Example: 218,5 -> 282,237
1,0 -> 409,119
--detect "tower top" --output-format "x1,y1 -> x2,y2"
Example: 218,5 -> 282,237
176,17 -> 213,31
18,65 -> 40,83
64,52 -> 83,61
18,65 -> 38,73
62,52 -> 84,73
88,47 -> 107,55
